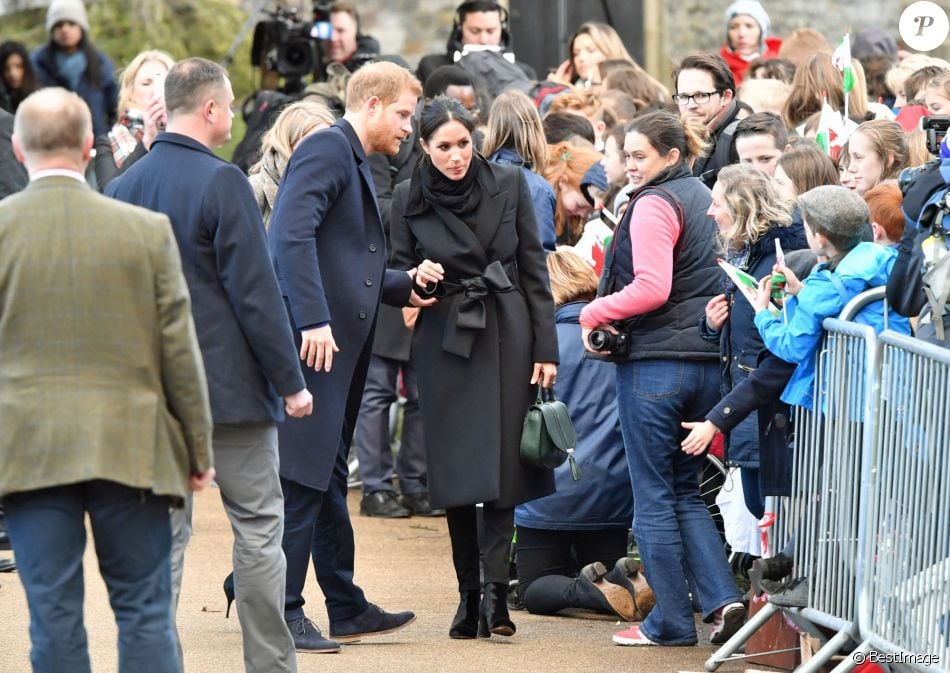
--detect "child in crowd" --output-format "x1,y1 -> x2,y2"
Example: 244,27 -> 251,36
751,186 -> 910,410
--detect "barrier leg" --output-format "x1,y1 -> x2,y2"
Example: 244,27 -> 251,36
704,601 -> 781,671
827,639 -> 869,673
796,627 -> 856,673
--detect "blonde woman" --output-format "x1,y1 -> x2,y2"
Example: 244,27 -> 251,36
699,163 -> 807,518
482,90 -> 556,250
248,98 -> 336,228
94,49 -> 174,190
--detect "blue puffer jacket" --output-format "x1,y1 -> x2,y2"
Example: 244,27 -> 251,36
755,242 -> 911,410
489,148 -> 556,252
32,43 -> 117,137
700,222 -> 809,466
515,302 -> 633,530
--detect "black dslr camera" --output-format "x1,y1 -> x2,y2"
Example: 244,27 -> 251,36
250,1 -> 334,90
588,327 -> 630,357
922,115 -> 950,156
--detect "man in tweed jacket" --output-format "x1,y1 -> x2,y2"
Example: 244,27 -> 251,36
0,87 -> 213,673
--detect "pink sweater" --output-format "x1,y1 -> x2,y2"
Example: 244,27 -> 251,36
580,195 -> 681,328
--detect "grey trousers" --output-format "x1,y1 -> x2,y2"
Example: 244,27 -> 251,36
352,354 -> 427,494
170,422 -> 296,673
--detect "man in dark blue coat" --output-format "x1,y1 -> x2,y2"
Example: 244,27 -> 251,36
107,58 -> 313,671
268,61 -> 438,650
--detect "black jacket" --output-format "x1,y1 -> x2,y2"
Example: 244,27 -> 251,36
0,110 -> 28,200
390,161 -> 558,509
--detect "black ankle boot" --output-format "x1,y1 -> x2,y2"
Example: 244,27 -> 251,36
477,583 -> 516,638
449,590 -> 480,639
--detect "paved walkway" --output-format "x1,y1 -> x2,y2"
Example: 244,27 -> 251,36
0,488 -> 767,673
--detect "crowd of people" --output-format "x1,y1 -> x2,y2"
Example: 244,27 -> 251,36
1,0 -> 949,671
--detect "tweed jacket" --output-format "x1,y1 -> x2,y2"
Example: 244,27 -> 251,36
0,176 -> 213,501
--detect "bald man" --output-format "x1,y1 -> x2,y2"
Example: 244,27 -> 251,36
0,87 -> 213,673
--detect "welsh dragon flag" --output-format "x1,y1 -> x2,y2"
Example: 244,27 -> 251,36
815,99 -> 848,159
832,31 -> 855,94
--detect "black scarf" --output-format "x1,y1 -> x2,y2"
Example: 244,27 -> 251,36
418,154 -> 483,225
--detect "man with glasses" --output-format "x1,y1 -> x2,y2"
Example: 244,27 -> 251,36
673,53 -> 742,188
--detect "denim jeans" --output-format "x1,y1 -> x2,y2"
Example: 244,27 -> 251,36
616,359 -> 741,645
3,480 -> 177,673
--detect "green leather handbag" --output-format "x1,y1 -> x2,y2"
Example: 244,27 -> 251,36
519,386 -> 581,480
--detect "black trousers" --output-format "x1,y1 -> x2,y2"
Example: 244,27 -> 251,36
515,526 -> 628,615
445,503 -> 514,592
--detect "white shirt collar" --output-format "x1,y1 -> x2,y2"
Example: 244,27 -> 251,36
30,168 -> 87,183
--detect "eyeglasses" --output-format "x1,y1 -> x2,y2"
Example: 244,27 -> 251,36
672,91 -> 721,105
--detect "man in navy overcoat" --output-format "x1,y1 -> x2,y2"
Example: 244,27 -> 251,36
268,61 -> 439,650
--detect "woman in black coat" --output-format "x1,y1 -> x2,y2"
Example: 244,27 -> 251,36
390,96 -> 559,640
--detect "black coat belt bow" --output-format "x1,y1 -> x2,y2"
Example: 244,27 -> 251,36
437,260 -> 517,358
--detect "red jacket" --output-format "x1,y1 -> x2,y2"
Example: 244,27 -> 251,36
720,36 -> 783,87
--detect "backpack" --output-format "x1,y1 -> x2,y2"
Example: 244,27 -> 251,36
916,179 -> 950,341
453,48 -> 535,102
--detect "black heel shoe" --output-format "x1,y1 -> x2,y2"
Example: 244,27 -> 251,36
449,590 -> 480,639
223,572 -> 235,618
478,583 -> 516,638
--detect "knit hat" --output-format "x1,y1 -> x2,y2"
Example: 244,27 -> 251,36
724,0 -> 770,44
851,27 -> 898,62
797,185 -> 869,241
46,0 -> 89,34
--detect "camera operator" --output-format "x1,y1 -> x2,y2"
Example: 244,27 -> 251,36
886,113 -> 950,347
327,2 -> 380,72
416,1 -> 536,86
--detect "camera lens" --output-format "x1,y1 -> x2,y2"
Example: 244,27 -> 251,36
588,329 -> 609,351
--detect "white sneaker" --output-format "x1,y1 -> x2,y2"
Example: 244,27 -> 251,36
710,602 -> 745,644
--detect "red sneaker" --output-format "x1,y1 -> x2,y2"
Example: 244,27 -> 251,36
612,624 -> 657,646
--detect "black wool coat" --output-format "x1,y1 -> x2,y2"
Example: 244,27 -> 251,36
390,161 -> 559,509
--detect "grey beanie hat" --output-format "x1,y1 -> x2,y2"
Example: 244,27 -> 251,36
797,185 -> 869,241
46,0 -> 90,33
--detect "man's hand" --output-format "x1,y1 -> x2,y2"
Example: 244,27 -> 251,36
705,294 -> 729,331
680,420 -> 719,455
189,467 -> 216,492
531,362 -> 558,388
142,91 -> 167,150
300,325 -> 338,372
284,388 -> 313,417
409,290 -> 437,307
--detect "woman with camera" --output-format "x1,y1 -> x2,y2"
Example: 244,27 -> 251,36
579,111 -> 744,647
390,95 -> 558,640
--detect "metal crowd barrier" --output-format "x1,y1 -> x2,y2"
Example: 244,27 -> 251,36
707,288 -> 950,673
849,330 -> 950,672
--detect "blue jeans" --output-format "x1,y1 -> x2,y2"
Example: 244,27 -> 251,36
616,359 -> 741,645
3,480 -> 177,673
